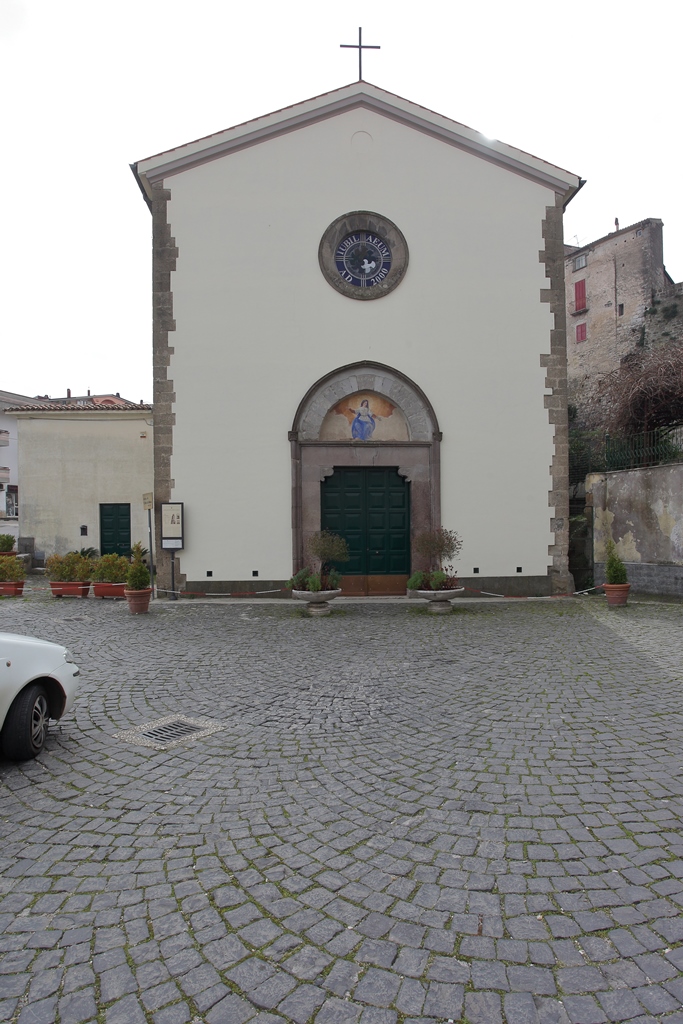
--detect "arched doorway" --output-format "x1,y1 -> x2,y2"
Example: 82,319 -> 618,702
290,362 -> 441,595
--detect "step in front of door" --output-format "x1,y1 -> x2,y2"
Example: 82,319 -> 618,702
340,575 -> 408,597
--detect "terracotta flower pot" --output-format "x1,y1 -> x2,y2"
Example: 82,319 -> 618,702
603,583 -> 630,607
124,587 -> 153,614
49,581 -> 91,598
93,582 -> 126,599
0,581 -> 24,597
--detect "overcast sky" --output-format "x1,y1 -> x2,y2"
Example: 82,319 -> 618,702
1,0 -> 680,403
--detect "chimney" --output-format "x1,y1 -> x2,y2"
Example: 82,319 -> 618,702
87,389 -> 91,396
67,388 -> 71,398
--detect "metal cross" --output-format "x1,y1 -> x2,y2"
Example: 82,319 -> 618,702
340,27 -> 380,81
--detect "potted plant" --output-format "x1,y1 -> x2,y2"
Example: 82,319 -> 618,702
45,552 -> 93,598
124,551 -> 152,614
0,556 -> 26,597
91,553 -> 130,599
602,540 -> 630,607
287,531 -> 349,616
408,527 -> 464,613
0,534 -> 16,557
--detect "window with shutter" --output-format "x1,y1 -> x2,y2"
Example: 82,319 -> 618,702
576,323 -> 587,343
574,280 -> 587,311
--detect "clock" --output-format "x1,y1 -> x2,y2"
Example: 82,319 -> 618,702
319,212 -> 408,301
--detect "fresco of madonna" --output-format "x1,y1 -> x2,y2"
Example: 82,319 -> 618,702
319,392 -> 410,442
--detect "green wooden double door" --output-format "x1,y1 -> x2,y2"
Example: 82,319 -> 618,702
100,503 -> 131,556
321,468 -> 410,594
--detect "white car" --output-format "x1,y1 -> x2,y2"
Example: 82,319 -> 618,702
0,633 -> 80,760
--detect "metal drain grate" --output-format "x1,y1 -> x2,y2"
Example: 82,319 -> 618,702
115,714 -> 225,751
141,719 -> 204,743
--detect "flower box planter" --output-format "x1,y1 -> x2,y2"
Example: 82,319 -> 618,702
0,581 -> 24,597
602,583 -> 630,607
93,583 -> 126,600
416,587 -> 465,613
292,589 -> 342,616
49,581 -> 91,598
124,587 -> 153,614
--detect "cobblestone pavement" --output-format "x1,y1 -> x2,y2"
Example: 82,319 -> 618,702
2,595 -> 683,1024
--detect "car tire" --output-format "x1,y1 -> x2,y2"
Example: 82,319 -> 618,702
2,683 -> 50,760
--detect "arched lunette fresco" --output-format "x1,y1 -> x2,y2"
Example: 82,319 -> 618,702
289,362 -> 442,576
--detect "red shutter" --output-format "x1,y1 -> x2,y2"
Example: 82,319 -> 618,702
575,280 -> 586,311
576,323 -> 587,343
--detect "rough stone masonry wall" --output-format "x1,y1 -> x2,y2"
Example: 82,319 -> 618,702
151,182 -> 185,598
588,462 -> 683,595
565,218 -> 671,389
540,193 -> 573,594
566,220 -> 679,420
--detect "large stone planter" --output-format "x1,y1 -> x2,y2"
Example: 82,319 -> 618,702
0,581 -> 24,597
292,589 -> 342,616
603,583 -> 630,607
49,581 -> 91,598
417,587 -> 465,613
124,587 -> 153,614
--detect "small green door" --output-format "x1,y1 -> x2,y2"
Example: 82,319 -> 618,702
321,468 -> 410,575
100,503 -> 131,556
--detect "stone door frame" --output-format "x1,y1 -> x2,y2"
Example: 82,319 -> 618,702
289,362 -> 441,573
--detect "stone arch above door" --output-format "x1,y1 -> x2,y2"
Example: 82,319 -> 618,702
289,362 -> 442,586
291,362 -> 440,442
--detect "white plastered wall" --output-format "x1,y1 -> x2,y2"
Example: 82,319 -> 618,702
165,108 -> 558,582
16,414 -> 154,560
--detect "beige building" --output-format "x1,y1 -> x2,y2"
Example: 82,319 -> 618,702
565,218 -> 681,419
133,82 -> 581,598
7,401 -> 153,562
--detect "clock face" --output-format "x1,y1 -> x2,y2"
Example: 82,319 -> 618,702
335,232 -> 392,288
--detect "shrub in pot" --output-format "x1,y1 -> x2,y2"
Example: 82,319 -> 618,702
125,559 -> 152,614
0,556 -> 26,596
0,533 -> 16,556
45,552 -> 93,597
603,540 -> 630,606
91,553 -> 130,599
408,527 -> 464,612
287,530 -> 349,615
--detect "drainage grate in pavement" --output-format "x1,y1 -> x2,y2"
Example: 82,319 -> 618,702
141,719 -> 203,743
115,714 -> 225,750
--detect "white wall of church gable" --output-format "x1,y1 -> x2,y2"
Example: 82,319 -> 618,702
164,108 -> 558,582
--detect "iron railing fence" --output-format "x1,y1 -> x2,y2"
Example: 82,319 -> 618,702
605,424 -> 683,471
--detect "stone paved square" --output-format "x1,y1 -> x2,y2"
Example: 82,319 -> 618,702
2,594 -> 683,1022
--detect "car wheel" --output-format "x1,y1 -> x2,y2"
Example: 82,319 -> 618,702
2,683 -> 50,760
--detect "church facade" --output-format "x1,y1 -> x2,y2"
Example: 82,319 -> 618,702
133,83 -> 581,597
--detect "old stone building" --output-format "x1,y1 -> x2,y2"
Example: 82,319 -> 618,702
133,82 -> 581,598
565,218 -> 682,420
7,400 -> 153,562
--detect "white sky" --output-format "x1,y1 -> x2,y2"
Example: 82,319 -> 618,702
1,0 -> 681,403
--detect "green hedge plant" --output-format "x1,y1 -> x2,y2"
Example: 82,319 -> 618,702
0,557 -> 26,582
45,552 -> 93,582
604,540 -> 628,585
91,554 -> 130,583
127,561 -> 151,591
0,534 -> 15,552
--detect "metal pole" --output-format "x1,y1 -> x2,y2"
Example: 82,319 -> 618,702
147,508 -> 155,599
170,553 -> 176,600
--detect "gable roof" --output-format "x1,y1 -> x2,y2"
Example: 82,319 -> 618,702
132,81 -> 582,206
